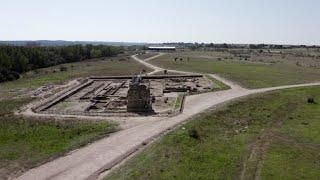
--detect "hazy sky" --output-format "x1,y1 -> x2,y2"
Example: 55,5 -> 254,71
1,0 -> 319,45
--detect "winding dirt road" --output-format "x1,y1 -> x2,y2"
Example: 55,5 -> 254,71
16,54 -> 320,180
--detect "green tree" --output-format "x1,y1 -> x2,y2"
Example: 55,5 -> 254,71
90,49 -> 102,58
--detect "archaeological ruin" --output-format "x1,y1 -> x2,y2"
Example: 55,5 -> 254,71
31,74 -> 214,117
127,76 -> 153,112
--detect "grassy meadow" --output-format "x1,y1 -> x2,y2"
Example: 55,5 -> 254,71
149,51 -> 320,88
107,86 -> 320,180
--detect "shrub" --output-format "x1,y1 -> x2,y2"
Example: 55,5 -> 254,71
307,97 -> 316,104
60,66 -> 68,72
188,128 -> 200,140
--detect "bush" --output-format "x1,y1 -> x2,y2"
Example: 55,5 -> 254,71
188,128 -> 200,140
307,97 -> 316,104
12,72 -> 20,79
59,66 -> 68,72
0,73 -> 5,82
0,70 -> 20,82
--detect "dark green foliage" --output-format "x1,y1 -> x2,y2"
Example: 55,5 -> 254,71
59,66 -> 68,72
0,45 -> 123,82
188,128 -> 200,140
307,97 -> 316,104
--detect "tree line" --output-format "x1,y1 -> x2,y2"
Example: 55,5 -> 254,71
0,45 -> 123,82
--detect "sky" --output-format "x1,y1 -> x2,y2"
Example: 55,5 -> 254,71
0,0 -> 319,45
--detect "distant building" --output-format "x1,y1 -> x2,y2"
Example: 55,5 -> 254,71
148,46 -> 176,52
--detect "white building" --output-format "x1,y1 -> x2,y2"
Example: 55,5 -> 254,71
148,46 -> 176,52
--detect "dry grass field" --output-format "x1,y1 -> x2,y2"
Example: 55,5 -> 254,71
149,49 -> 320,88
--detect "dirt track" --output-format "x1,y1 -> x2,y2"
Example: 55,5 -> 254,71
131,54 -> 165,75
16,54 -> 320,180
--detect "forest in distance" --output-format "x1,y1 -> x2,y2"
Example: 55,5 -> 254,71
0,45 -> 123,82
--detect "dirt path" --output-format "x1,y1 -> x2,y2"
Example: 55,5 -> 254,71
16,54 -> 320,180
239,105 -> 295,180
240,100 -> 320,180
131,54 -> 165,75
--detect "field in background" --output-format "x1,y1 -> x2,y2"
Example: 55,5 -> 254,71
149,50 -> 320,88
107,86 -> 320,180
0,56 -> 149,179
1,57 -> 151,92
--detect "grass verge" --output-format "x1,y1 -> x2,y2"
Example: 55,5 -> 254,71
174,93 -> 185,111
205,75 -> 230,90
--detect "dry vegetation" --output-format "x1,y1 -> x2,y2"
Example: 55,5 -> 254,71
107,86 -> 320,180
149,48 -> 320,88
0,56 -> 150,179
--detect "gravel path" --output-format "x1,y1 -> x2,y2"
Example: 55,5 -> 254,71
16,54 -> 320,180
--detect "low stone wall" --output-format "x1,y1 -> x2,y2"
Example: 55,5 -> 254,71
33,80 -> 94,112
31,74 -> 199,118
38,109 -> 178,118
90,74 -> 203,80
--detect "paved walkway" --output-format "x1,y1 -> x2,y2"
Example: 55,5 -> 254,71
16,54 -> 320,180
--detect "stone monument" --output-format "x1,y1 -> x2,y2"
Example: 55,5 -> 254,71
127,76 -> 152,112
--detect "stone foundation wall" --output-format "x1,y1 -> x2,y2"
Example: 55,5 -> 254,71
127,84 -> 152,112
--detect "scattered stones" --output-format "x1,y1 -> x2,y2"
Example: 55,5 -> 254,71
164,97 -> 169,103
33,85 -> 54,97
142,141 -> 148,146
